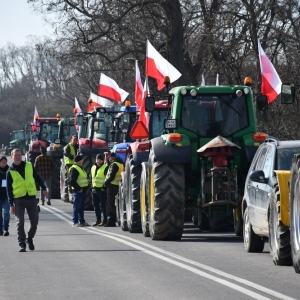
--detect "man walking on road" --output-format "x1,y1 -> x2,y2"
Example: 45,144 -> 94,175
104,152 -> 124,227
69,155 -> 90,227
7,149 -> 48,252
91,153 -> 108,226
34,146 -> 55,205
0,156 -> 10,236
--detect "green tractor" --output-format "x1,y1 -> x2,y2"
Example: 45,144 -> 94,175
5,128 -> 31,155
142,78 -> 271,240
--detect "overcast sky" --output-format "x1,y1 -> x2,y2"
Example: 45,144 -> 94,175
0,0 -> 54,47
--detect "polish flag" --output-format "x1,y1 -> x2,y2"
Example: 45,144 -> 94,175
32,106 -> 39,131
98,73 -> 129,102
139,76 -> 150,128
33,106 -> 39,125
88,92 -> 114,112
146,40 -> 181,90
74,98 -> 82,116
74,98 -> 82,131
135,60 -> 143,110
258,39 -> 282,104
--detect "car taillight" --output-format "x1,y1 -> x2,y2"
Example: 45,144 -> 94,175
168,133 -> 182,143
252,132 -> 266,142
53,144 -> 60,150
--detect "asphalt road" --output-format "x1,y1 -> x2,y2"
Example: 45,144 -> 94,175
1,198 -> 299,300
2,155 -> 299,299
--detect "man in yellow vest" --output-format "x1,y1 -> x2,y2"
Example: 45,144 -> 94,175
63,135 -> 79,203
69,155 -> 90,227
91,153 -> 108,226
7,149 -> 48,252
104,152 -> 124,227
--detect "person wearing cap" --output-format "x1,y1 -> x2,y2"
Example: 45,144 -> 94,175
0,156 -> 10,236
34,146 -> 55,205
104,152 -> 124,227
69,155 -> 90,227
7,149 -> 48,252
91,153 -> 108,226
63,135 -> 79,202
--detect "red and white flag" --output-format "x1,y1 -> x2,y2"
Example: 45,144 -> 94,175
33,106 -> 39,125
146,40 -> 181,90
135,60 -> 143,110
258,39 -> 282,104
88,92 -> 114,112
98,73 -> 129,102
74,98 -> 82,116
139,76 -> 150,128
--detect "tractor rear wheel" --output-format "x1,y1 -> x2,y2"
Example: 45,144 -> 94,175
140,163 -> 150,237
117,178 -> 128,231
269,184 -> 292,265
82,154 -> 94,211
125,154 -> 142,233
148,149 -> 185,240
20,145 -> 27,155
233,206 -> 243,237
243,207 -> 264,252
60,160 -> 69,202
288,155 -> 300,273
51,157 -> 61,199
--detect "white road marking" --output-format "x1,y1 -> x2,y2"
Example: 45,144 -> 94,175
42,206 -> 296,300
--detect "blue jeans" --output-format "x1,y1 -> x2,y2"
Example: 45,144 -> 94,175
92,189 -> 107,223
0,198 -> 10,232
72,191 -> 86,225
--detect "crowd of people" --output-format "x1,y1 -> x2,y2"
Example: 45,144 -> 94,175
0,135 -> 124,253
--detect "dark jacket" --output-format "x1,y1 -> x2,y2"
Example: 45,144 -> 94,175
6,161 -> 47,206
104,156 -> 123,187
0,165 -> 9,200
70,165 -> 89,192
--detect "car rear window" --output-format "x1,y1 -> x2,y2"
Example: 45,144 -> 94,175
277,148 -> 300,170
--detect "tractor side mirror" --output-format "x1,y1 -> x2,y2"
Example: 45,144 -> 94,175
145,97 -> 155,112
281,83 -> 295,104
256,95 -> 268,111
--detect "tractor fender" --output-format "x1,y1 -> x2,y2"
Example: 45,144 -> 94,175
130,141 -> 150,164
150,136 -> 191,163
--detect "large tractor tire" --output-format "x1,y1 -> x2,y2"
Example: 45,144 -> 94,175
208,211 -> 233,231
50,157 -> 61,199
269,184 -> 292,265
233,206 -> 243,237
117,176 -> 128,231
82,154 -> 94,211
20,145 -> 27,155
140,162 -> 150,237
125,154 -> 142,233
60,160 -> 70,202
243,207 -> 264,252
290,154 -> 300,273
148,149 -> 185,240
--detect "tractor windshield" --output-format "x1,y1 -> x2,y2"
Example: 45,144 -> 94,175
181,94 -> 249,137
151,110 -> 169,138
12,131 -> 24,140
40,123 -> 59,142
